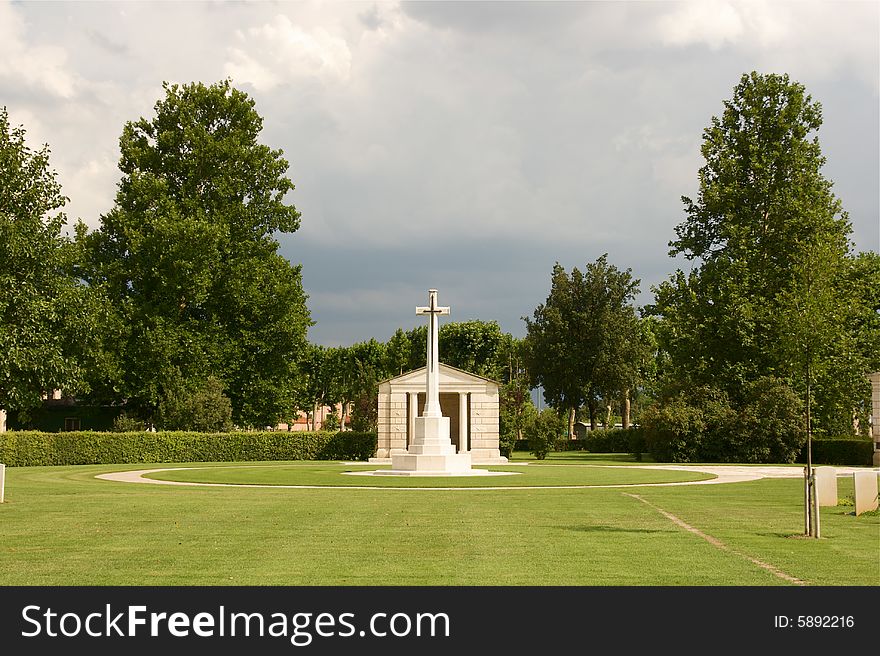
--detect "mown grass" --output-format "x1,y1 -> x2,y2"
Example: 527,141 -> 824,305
142,460 -> 713,487
0,457 -> 876,586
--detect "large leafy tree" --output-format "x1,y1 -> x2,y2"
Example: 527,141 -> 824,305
295,344 -> 337,430
391,320 -> 509,379
342,338 -> 387,432
0,108 -> 100,419
321,339 -> 388,431
383,328 -> 412,377
497,335 -> 536,455
651,72 -> 878,433
81,81 -> 310,426
439,320 -> 507,379
524,255 -> 644,437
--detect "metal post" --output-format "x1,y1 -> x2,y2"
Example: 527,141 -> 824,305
0,463 -> 5,504
803,467 -> 810,536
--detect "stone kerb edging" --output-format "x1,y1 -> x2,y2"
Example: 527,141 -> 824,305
94,464 -> 878,491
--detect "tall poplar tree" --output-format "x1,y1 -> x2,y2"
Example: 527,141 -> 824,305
652,72 -> 877,433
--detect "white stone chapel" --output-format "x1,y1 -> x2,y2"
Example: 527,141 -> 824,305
373,363 -> 508,465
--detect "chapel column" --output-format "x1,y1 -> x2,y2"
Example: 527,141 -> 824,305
458,392 -> 469,453
407,392 -> 418,448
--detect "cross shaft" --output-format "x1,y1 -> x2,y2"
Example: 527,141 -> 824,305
416,289 -> 449,417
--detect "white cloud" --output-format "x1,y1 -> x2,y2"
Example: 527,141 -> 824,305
0,1 -> 80,98
655,1 -> 878,91
658,1 -> 745,50
60,150 -> 120,224
657,1 -> 804,51
225,15 -> 352,90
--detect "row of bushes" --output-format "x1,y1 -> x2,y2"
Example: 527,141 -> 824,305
512,425 -> 647,460
514,430 -> 873,466
641,379 -> 806,463
0,430 -> 378,467
640,379 -> 877,466
798,438 -> 875,467
552,428 -> 647,456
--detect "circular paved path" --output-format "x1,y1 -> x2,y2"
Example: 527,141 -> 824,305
95,464 -> 878,491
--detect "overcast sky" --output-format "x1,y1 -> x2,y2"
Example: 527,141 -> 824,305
3,0 -> 878,346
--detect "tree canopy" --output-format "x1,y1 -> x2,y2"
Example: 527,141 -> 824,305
0,108 -> 100,418
524,255 -> 645,437
80,81 -> 310,427
651,72 -> 879,434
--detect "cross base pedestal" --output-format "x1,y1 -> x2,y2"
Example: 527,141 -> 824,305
381,415 -> 474,475
381,453 -> 474,475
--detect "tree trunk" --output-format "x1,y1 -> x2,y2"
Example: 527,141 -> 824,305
806,358 -> 816,537
605,403 -> 612,429
588,399 -> 597,431
568,406 -> 576,441
622,389 -> 631,429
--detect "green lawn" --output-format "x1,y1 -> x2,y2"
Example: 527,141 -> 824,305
0,454 -> 877,586
142,460 -> 713,487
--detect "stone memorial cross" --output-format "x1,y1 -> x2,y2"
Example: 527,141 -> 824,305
416,289 -> 449,419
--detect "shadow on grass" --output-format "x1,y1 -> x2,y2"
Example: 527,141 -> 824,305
510,451 -> 651,464
564,525 -> 673,534
762,532 -> 811,539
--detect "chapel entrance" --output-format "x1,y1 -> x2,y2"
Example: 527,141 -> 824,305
415,392 -> 465,450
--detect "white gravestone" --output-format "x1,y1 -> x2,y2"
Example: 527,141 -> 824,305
382,290 -> 475,475
813,467 -> 838,507
853,471 -> 878,516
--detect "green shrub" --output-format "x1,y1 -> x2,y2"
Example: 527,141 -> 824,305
552,437 -> 584,451
322,411 -> 341,432
798,438 -> 874,466
0,430 -> 378,467
111,413 -> 147,433
627,427 -> 646,460
499,385 -> 537,459
728,378 -> 805,463
641,387 -> 735,462
585,428 -> 641,453
641,379 -> 810,463
157,377 -> 233,432
498,432 -> 517,459
350,393 -> 377,432
549,427 -> 646,459
527,410 -> 564,460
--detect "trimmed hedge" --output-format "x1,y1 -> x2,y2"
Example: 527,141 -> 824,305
0,430 -> 378,467
514,427 -> 646,458
514,429 -> 873,466
798,438 -> 874,467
